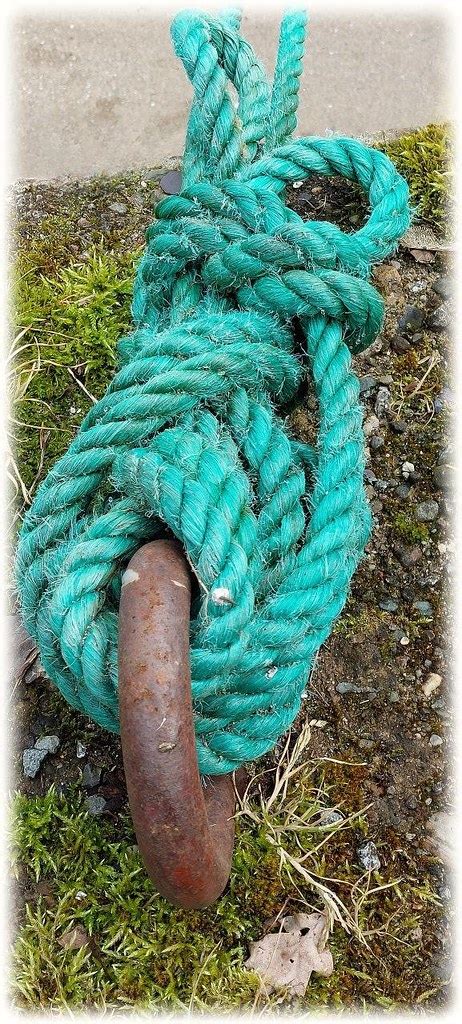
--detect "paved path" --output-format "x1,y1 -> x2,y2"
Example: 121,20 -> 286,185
12,11 -> 451,181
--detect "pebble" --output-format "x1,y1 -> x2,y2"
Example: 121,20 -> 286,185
422,672 -> 442,697
85,795 -> 107,816
359,375 -> 378,395
433,463 -> 452,491
389,419 -> 407,435
389,691 -> 400,702
336,681 -> 362,694
412,600 -> 433,618
415,500 -> 439,522
432,275 -> 452,300
22,747 -> 47,778
364,414 -> 380,437
36,734 -> 60,755
374,386 -> 390,418
427,811 -> 455,866
429,734 -> 443,747
429,300 -> 452,331
396,483 -> 411,499
434,386 -> 454,417
357,840 -> 381,872
370,434 -> 384,450
317,809 -> 344,826
108,201 -> 128,214
379,597 -> 398,612
76,741 -> 87,758
401,461 -> 415,479
82,763 -> 102,789
398,306 -> 424,333
391,333 -> 411,353
395,544 -> 422,568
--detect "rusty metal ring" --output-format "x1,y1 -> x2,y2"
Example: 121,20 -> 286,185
118,539 -> 235,909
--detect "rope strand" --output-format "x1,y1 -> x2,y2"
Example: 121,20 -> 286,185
16,9 -> 411,774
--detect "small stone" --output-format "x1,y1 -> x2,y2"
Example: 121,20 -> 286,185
357,841 -> 381,872
379,597 -> 398,612
109,201 -> 128,214
58,925 -> 90,950
398,306 -> 424,333
422,673 -> 442,697
370,434 -> 384,450
82,763 -> 102,789
363,414 -> 380,437
374,386 -> 390,418
412,600 -> 433,618
433,464 -> 452,491
389,691 -> 400,702
159,169 -> 182,195
396,483 -> 411,499
390,419 -> 407,434
317,809 -> 344,826
391,333 -> 411,354
432,276 -> 452,300
401,461 -> 415,479
22,747 -> 47,778
395,544 -> 422,568
429,734 -> 443,747
34,734 -> 60,754
415,500 -> 439,522
359,375 -> 377,395
427,811 -> 455,866
406,795 -> 418,810
434,386 -> 454,414
336,681 -> 362,694
85,795 -> 107,816
76,741 -> 87,759
429,300 -> 452,331
158,741 -> 176,752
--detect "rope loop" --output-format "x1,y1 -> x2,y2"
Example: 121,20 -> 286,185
16,9 -> 410,774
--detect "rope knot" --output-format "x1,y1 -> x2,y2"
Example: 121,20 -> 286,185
16,9 -> 410,774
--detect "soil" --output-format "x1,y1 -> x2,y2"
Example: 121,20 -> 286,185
9,166 -> 454,1002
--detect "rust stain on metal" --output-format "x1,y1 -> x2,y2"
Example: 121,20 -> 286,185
118,539 -> 235,909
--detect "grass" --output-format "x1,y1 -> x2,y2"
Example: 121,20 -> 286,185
10,725 -> 445,1011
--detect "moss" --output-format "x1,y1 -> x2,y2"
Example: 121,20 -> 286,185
393,511 -> 429,545
10,244 -> 139,514
11,767 -> 446,1012
377,123 -> 453,231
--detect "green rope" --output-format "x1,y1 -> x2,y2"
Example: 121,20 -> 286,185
16,9 -> 411,775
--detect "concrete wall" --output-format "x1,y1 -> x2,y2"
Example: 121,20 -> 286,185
11,8 -> 451,181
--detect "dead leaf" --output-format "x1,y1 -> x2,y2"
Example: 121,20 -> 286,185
400,224 -> 453,252
409,249 -> 435,264
245,912 -> 333,996
58,925 -> 91,950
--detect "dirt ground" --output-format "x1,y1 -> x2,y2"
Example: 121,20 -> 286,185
9,164 -> 454,1008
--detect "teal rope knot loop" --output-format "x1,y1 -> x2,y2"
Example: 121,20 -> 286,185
16,10 -> 410,775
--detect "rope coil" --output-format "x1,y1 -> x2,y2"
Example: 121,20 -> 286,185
16,10 -> 411,775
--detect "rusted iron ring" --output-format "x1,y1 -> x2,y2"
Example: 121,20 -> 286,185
118,539 -> 235,909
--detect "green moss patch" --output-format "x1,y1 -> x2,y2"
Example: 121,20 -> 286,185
377,123 -> 453,231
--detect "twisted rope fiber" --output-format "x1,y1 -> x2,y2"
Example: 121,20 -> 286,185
16,9 -> 411,775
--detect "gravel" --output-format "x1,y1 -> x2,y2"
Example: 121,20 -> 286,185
82,763 -> 102,789
22,747 -> 48,778
357,840 -> 381,872
415,500 -> 439,522
85,795 -> 107,816
35,734 -> 60,754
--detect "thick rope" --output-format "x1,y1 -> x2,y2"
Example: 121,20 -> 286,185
16,10 -> 410,775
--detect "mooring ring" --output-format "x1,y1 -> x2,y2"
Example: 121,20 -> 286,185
118,539 -> 235,909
